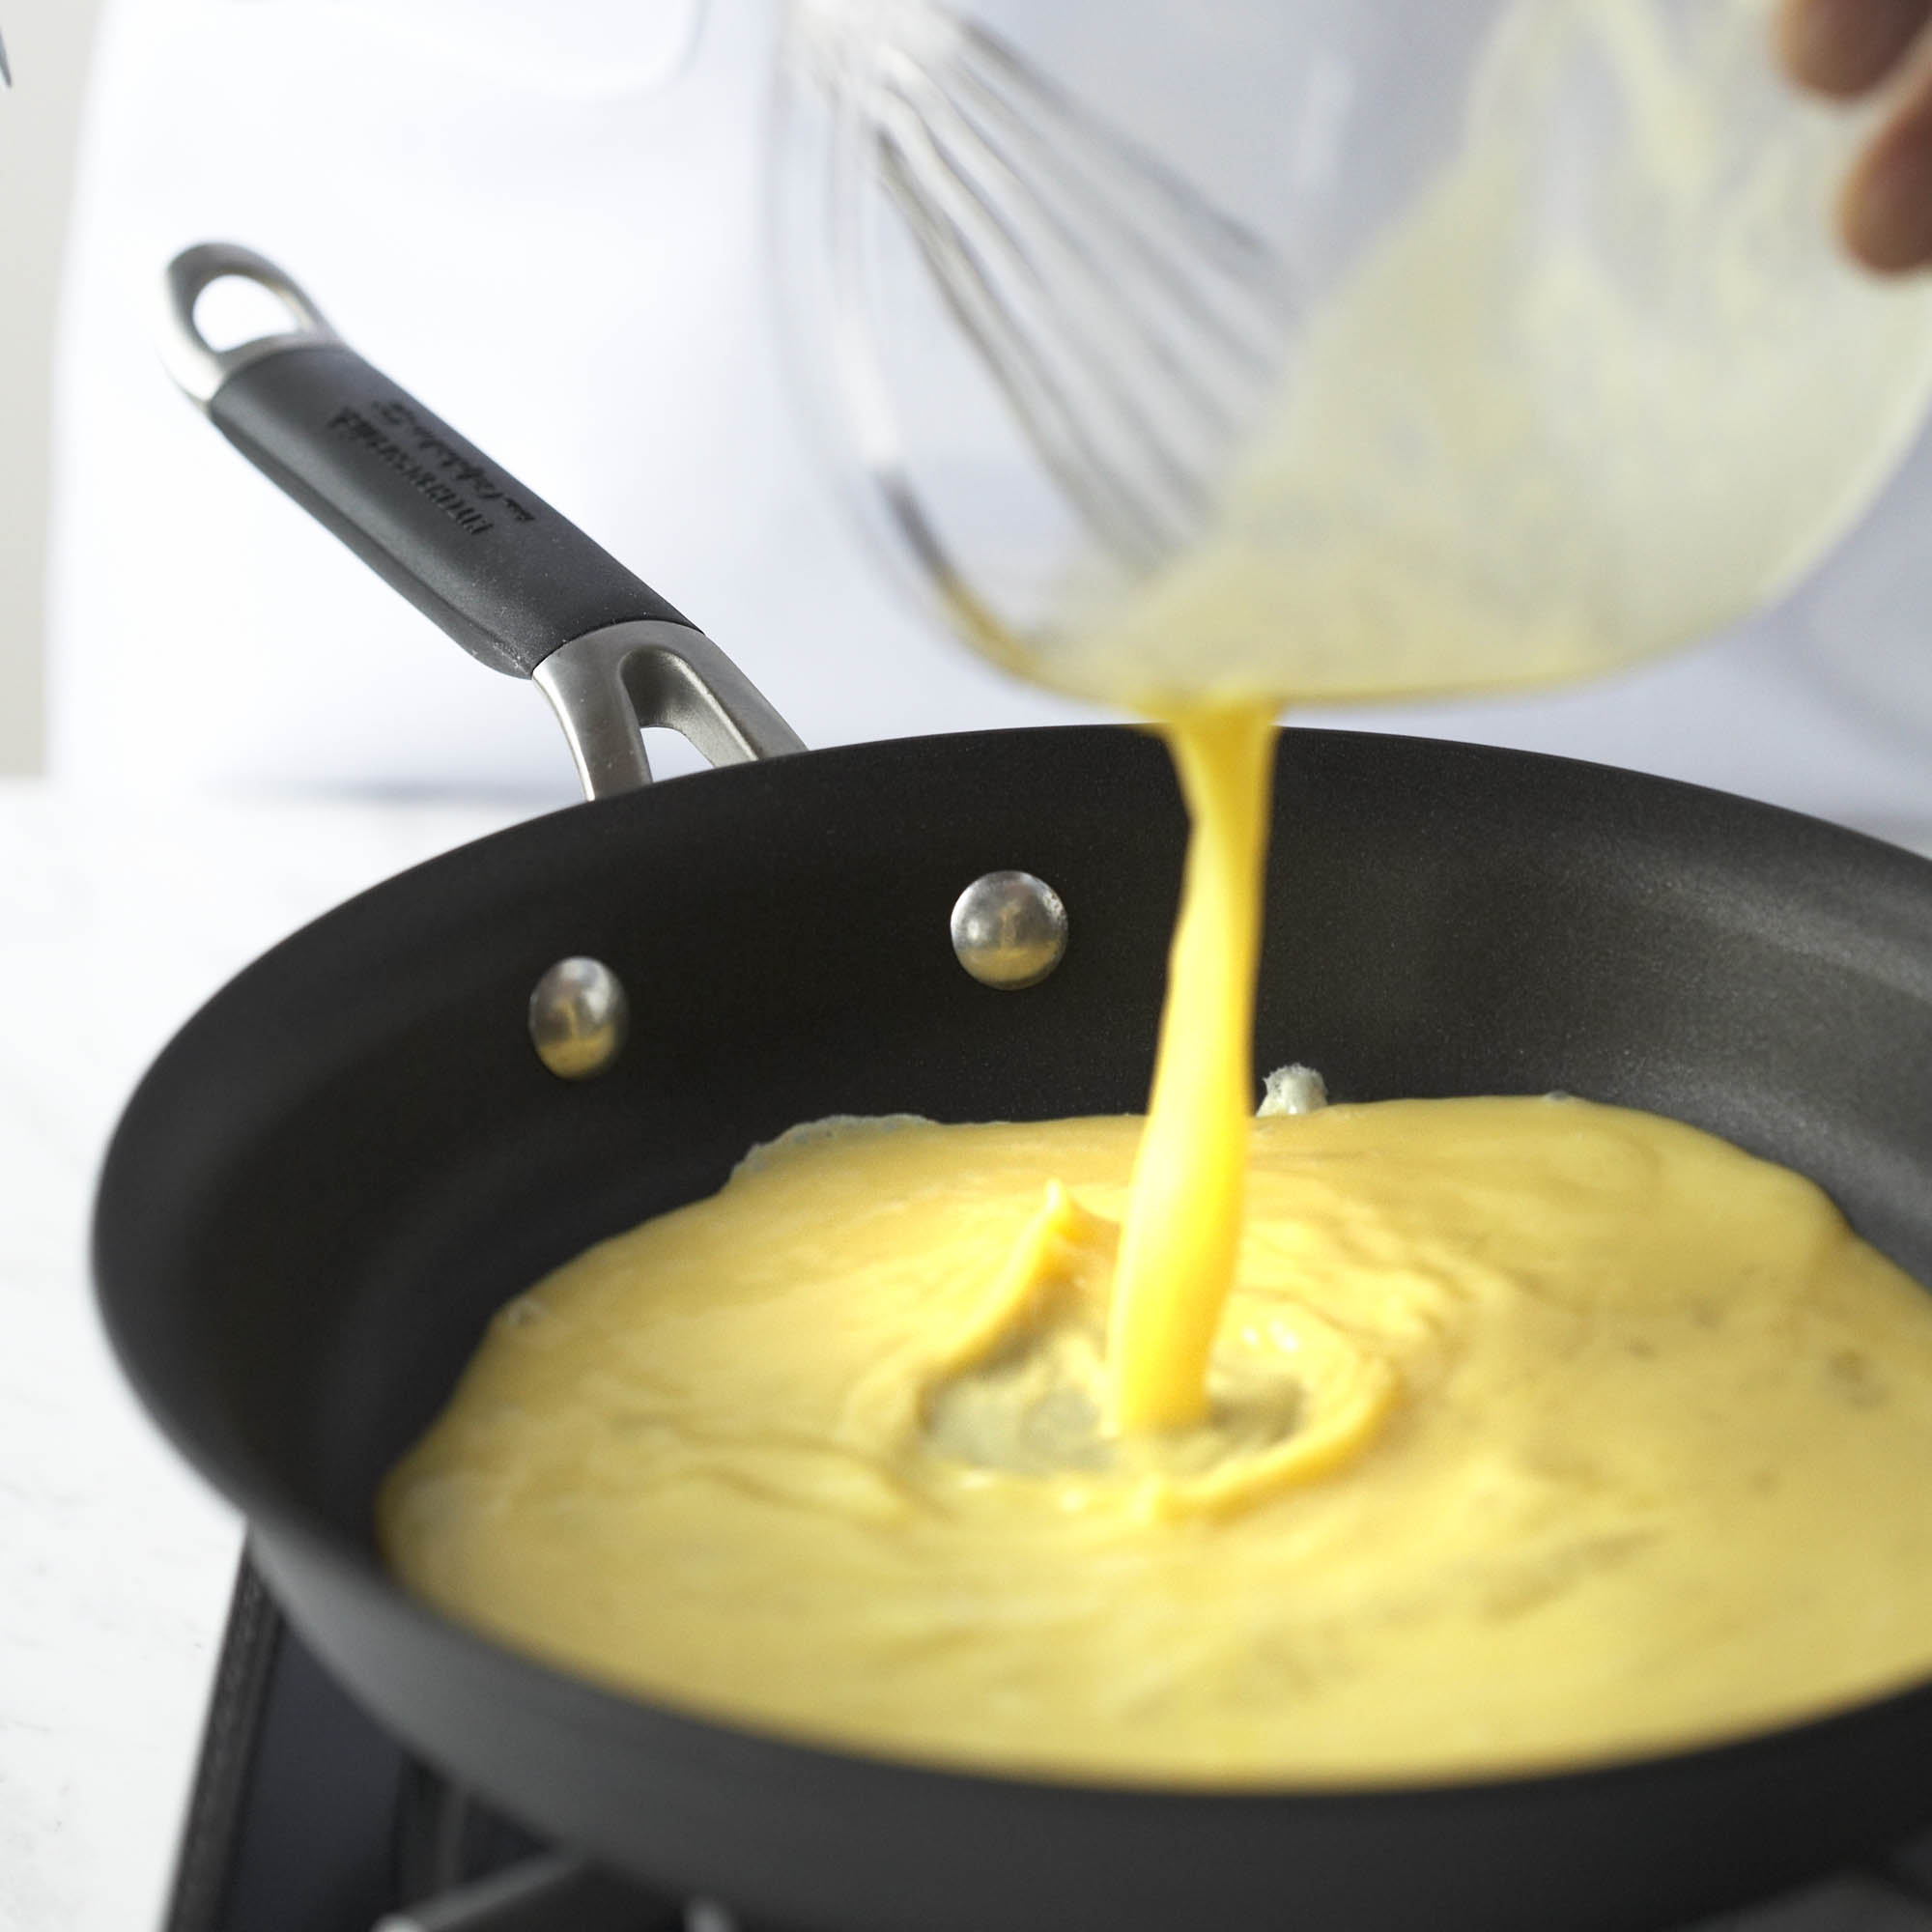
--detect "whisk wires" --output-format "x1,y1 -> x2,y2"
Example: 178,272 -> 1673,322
798,0 -> 1295,576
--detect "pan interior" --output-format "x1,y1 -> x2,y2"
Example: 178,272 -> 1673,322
96,725 -> 1932,1563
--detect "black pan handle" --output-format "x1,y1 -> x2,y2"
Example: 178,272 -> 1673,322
160,242 -> 806,796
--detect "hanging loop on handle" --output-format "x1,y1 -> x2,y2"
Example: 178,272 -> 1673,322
160,242 -> 344,406
158,242 -> 805,797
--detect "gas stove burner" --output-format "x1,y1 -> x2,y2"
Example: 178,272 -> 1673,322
164,1551 -> 1932,1932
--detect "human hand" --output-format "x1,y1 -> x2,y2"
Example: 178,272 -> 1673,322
1779,0 -> 1932,270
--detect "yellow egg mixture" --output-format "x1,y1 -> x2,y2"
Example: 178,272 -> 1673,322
381,705 -> 1932,1789
382,1094 -> 1932,1783
381,0 -> 1932,1786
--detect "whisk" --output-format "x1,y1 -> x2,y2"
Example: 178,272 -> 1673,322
790,0 -> 1296,576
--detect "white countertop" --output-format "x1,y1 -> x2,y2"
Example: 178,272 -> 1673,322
0,780 -> 522,1932
6,775 -> 1932,1932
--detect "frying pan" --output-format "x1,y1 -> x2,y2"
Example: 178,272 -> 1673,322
96,244 -> 1932,1932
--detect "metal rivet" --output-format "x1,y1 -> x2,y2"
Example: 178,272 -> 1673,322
528,956 -> 629,1079
950,871 -> 1068,990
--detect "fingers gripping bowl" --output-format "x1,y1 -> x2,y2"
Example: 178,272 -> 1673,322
92,246 -> 1932,1932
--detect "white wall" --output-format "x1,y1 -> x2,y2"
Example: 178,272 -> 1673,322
0,0 -> 105,775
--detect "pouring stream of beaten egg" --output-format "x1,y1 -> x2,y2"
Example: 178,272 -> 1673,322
1107,707 -> 1276,1431
383,0 -> 1932,1782
1088,0 -> 1932,1435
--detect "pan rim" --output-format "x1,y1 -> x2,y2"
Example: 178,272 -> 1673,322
91,722 -> 1932,1821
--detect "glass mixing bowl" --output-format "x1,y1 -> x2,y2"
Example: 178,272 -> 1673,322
770,0 -> 1932,711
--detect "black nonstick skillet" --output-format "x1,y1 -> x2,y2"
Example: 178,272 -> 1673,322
94,244 -> 1932,1932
